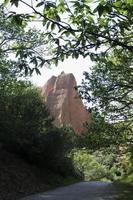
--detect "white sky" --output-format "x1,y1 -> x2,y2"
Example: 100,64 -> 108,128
30,56 -> 92,87
4,0 -> 93,86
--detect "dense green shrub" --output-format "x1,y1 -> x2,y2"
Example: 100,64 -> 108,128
76,112 -> 129,150
69,149 -> 108,181
0,80 -> 52,146
69,148 -> 133,181
93,148 -> 124,181
0,79 -> 78,177
20,127 -> 76,176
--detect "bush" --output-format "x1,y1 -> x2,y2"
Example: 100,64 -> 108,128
0,81 -> 52,146
69,147 -> 133,181
69,149 -> 108,180
77,111 -> 132,151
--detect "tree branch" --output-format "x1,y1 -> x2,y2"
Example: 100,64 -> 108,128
20,0 -> 77,32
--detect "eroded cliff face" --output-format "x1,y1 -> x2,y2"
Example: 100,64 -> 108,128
42,72 -> 91,134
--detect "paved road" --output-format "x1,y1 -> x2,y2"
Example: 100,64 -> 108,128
20,181 -> 133,200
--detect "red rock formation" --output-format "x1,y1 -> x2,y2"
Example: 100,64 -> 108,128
42,76 -> 57,101
42,72 -> 91,134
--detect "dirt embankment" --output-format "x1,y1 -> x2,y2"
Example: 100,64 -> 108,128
0,149 -> 53,200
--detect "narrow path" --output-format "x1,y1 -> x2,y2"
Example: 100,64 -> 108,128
20,181 -> 133,200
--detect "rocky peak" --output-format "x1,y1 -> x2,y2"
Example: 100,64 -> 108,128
42,72 -> 91,134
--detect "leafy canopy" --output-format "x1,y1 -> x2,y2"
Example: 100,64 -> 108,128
78,48 -> 133,121
0,4 -> 52,75
3,0 -> 133,66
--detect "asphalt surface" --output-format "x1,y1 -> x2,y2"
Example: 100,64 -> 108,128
20,181 -> 133,200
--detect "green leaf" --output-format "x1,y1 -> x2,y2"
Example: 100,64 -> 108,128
61,30 -> 70,36
11,15 -> 23,26
25,67 -> 28,76
29,68 -> 34,76
60,52 -> 64,61
58,0 -> 65,13
34,68 -> 41,75
55,39 -> 59,45
56,14 -> 61,21
30,57 -> 38,67
46,21 -> 51,29
74,52 -> 79,59
10,0 -> 19,7
113,1 -> 122,7
127,0 -> 133,5
45,2 -> 56,8
53,59 -> 58,66
97,4 -> 105,17
51,22 -> 55,30
36,1 -> 44,7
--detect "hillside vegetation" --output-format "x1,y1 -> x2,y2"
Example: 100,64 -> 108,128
0,78 -> 81,200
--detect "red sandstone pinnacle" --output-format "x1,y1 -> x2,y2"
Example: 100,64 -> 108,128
41,72 -> 91,134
